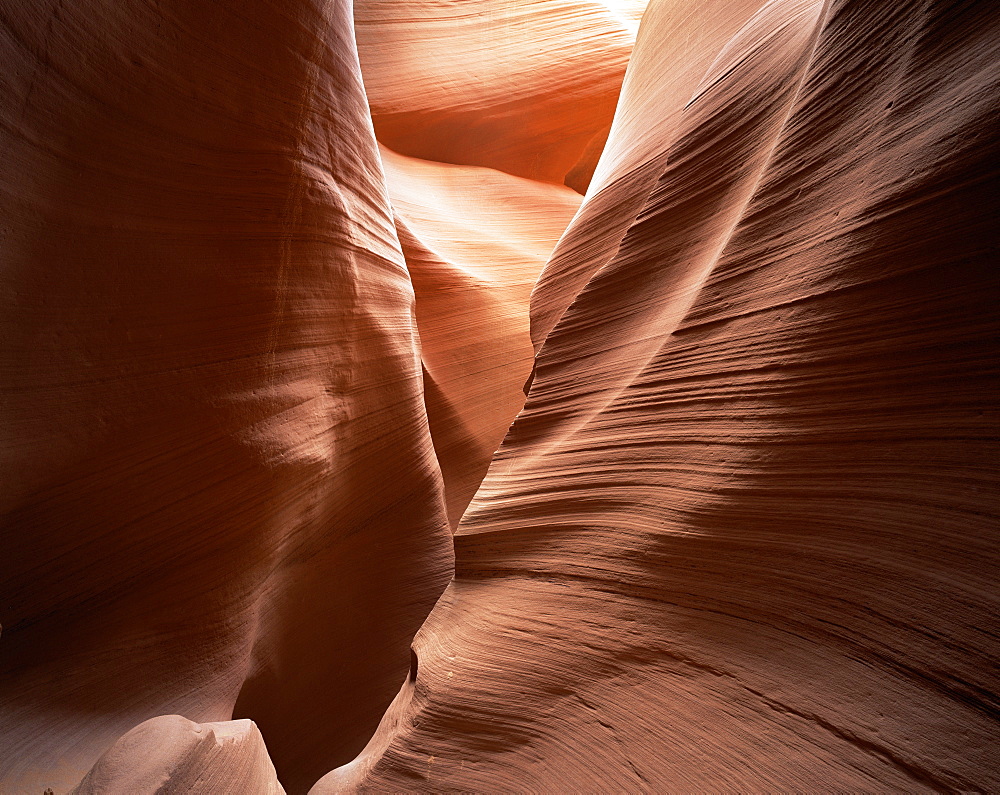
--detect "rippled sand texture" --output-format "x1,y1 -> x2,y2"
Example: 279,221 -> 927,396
3,0 -> 999,792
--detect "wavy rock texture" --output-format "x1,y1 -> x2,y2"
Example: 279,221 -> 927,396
318,0 -> 1000,791
4,0 -> 999,792
530,0 -> 768,346
382,148 -> 581,525
0,1 -> 452,792
70,715 -> 284,795
356,0 -> 632,529
354,0 -> 645,189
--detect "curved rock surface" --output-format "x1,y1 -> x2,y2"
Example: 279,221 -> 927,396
3,0 -> 999,792
318,0 -> 1000,791
355,0 -> 645,189
0,1 -> 451,792
70,715 -> 284,795
382,147 -> 581,525
530,0 -> 767,346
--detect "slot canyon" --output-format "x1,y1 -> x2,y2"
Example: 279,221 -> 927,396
1,0 -> 998,792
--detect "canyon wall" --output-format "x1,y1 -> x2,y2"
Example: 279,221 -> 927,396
354,0 -> 641,188
318,0 -> 1000,791
0,1 -> 452,791
2,0 -> 998,792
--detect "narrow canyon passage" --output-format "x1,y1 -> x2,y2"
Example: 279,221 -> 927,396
1,1 -> 998,793
354,0 -> 643,528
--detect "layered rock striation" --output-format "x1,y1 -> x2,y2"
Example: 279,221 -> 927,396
0,1 -> 452,791
2,0 -> 998,792
382,148 -> 581,526
354,0 -> 643,189
319,0 -> 1000,791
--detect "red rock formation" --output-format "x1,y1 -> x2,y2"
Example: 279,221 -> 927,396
4,0 -> 999,791
70,716 -> 284,794
382,147 -> 581,525
317,0 -> 1000,791
354,2 -> 635,529
354,0 -> 642,189
530,0 -> 768,346
0,1 -> 451,792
